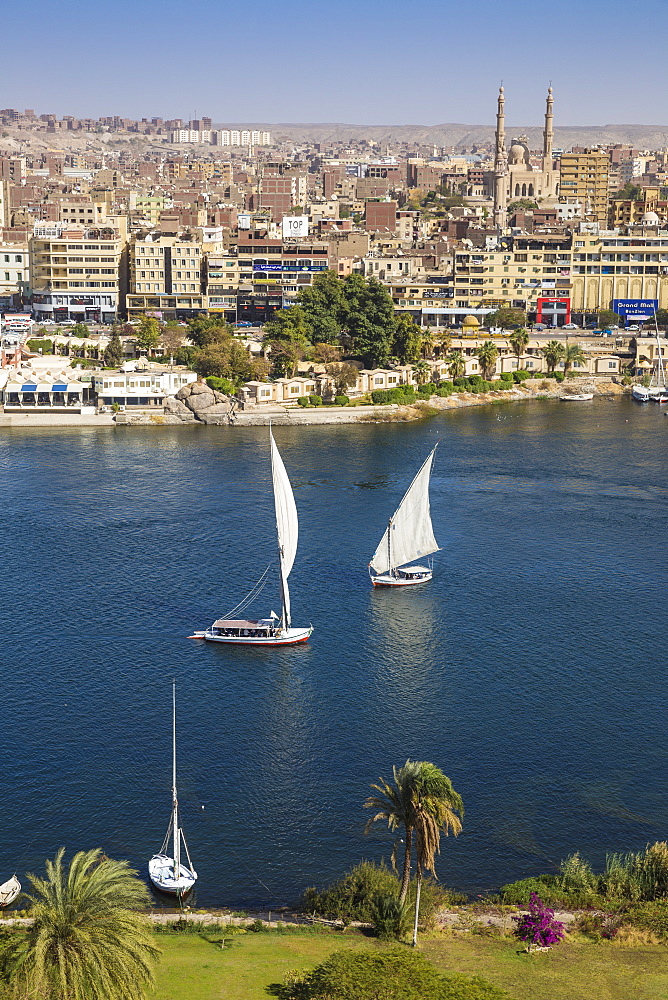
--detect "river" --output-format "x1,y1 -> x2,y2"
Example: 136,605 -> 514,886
0,397 -> 666,907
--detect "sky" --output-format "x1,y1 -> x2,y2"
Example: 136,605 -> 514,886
4,0 -> 668,126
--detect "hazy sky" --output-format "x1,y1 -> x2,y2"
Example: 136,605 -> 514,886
5,0 -> 667,125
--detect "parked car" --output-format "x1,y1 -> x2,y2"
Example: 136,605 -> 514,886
626,324 -> 639,332
40,318 -> 55,326
563,323 -> 579,329
60,319 -> 76,326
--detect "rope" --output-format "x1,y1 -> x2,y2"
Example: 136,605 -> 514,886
222,564 -> 273,619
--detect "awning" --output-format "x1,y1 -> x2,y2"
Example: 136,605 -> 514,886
20,384 -> 37,391
52,384 -> 68,391
638,359 -> 652,369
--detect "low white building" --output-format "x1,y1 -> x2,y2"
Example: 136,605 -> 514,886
92,368 -> 197,409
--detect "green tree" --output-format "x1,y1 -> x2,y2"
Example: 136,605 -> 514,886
412,360 -> 432,386
485,307 -> 526,330
269,340 -> 304,378
541,339 -> 566,374
507,199 -> 538,213
410,763 -> 464,946
562,343 -> 587,377
298,271 -> 346,344
185,316 -> 232,348
508,328 -> 529,369
159,323 -> 184,359
325,361 -> 359,396
597,309 -> 622,328
8,848 -> 158,1000
342,274 -> 396,368
475,341 -> 499,380
103,331 -> 123,368
655,309 -> 668,328
312,343 -> 342,364
174,345 -> 200,368
391,315 -> 423,364
70,322 -> 89,338
263,306 -> 311,357
447,350 -> 466,380
134,315 -> 161,352
192,344 -> 232,379
364,760 -> 423,904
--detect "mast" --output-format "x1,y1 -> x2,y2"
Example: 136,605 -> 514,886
387,516 -> 393,577
172,682 -> 180,878
269,428 -> 298,632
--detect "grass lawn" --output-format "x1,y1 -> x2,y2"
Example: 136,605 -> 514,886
153,927 -> 668,1000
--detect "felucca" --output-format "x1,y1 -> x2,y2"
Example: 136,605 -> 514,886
190,428 -> 313,645
369,444 -> 440,587
148,683 -> 197,897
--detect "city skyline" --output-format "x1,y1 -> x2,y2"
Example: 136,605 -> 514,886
4,0 -> 668,126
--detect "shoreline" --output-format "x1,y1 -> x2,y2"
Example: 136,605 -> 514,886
0,378 -> 627,429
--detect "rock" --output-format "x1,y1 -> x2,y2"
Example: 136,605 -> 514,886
164,396 -> 196,421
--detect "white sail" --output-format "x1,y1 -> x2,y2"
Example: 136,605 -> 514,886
270,429 -> 299,627
370,446 -> 439,575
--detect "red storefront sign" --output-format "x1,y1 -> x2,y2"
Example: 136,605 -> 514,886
537,297 -> 571,323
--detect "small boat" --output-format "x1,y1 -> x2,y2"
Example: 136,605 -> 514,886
369,444 -> 440,587
148,683 -> 197,898
0,875 -> 21,908
636,319 -> 667,402
560,393 -> 594,401
632,384 -> 651,402
190,429 -> 312,646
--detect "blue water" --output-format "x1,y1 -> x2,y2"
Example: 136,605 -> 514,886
0,397 -> 667,908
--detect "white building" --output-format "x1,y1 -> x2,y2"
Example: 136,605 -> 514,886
92,368 -> 197,408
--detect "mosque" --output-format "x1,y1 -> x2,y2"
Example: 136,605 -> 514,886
489,87 -> 560,228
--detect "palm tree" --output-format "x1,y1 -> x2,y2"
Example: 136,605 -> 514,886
508,328 -> 530,371
447,350 -> 465,380
562,343 -> 586,377
475,340 -> 499,380
9,848 -> 159,1000
410,763 -> 464,946
420,329 -> 435,360
541,339 -> 566,374
412,360 -> 432,386
364,760 -> 422,904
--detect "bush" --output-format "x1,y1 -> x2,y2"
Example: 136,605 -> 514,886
500,372 -> 514,382
275,947 -> 512,1000
417,382 -> 437,397
453,377 -> 468,388
26,338 -> 53,354
300,862 -> 399,923
309,394 -> 323,407
297,396 -> 311,407
620,900 -> 668,940
334,395 -> 350,406
371,389 -> 391,405
513,893 -> 565,948
553,371 -> 565,382
205,375 -> 235,394
512,370 -> 532,382
370,893 -> 409,941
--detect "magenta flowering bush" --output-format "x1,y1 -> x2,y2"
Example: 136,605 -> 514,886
513,892 -> 565,948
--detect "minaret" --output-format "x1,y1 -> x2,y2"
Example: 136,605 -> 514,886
493,86 -> 507,230
543,86 -> 554,165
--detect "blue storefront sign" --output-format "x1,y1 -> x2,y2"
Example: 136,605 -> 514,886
612,299 -> 658,320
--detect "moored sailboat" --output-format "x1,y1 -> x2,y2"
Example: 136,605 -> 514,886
190,429 -> 312,646
369,444 -> 440,587
0,875 -> 20,908
148,683 -> 197,897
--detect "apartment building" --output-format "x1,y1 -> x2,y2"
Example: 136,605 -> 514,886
569,232 -> 668,315
126,232 -> 205,320
0,242 -> 30,310
559,149 -> 609,224
30,222 -> 126,323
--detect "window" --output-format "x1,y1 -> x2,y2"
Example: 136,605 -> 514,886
608,361 -> 616,369
4,272 -> 9,281
290,385 -> 300,394
15,255 -> 22,263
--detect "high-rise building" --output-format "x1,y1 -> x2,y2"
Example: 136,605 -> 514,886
559,149 -> 609,224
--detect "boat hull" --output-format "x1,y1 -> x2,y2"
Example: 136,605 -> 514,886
632,386 -> 650,401
190,626 -> 313,645
0,876 -> 21,908
372,571 -> 432,587
560,394 -> 594,401
148,854 -> 197,896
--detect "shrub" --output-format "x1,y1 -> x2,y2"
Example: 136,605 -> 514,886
500,372 -> 514,382
334,395 -> 350,406
205,375 -> 235,394
513,893 -> 565,948
309,394 -> 323,406
417,382 -> 437,397
248,918 -> 267,932
275,947 -> 512,1000
512,370 -> 532,382
26,338 -> 53,354
370,893 -> 409,941
553,371 -> 565,382
371,389 -> 391,405
453,377 -> 468,388
619,900 -> 668,940
559,851 -> 598,894
575,911 -> 623,941
300,862 -> 399,922
297,396 -> 311,407
389,385 -> 416,404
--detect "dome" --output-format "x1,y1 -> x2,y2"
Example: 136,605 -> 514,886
642,211 -> 659,224
462,315 -> 480,327
509,142 -> 527,165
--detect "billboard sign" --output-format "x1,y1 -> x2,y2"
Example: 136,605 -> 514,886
282,215 -> 308,239
612,299 -> 658,320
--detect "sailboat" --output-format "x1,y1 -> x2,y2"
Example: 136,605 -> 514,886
190,429 -> 313,646
369,444 -> 440,587
0,875 -> 21,908
633,317 -> 668,402
148,683 -> 197,897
